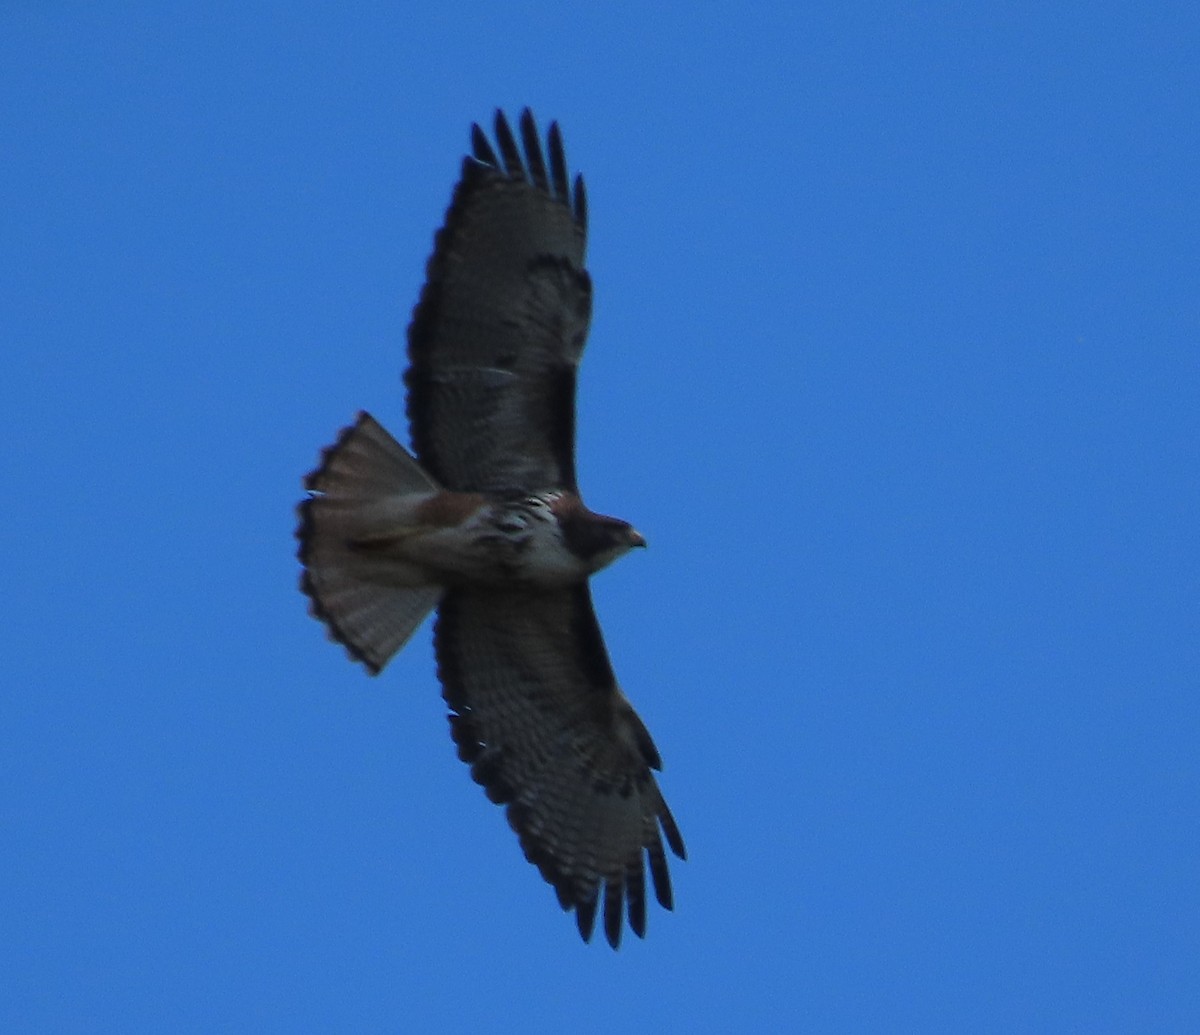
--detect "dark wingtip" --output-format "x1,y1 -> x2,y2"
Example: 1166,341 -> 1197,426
647,836 -> 676,912
547,120 -> 569,203
470,122 -> 498,167
519,107 -> 549,191
573,174 -> 587,230
603,879 -> 624,949
493,109 -> 525,178
575,895 -> 598,943
660,805 -> 687,861
627,861 -> 647,939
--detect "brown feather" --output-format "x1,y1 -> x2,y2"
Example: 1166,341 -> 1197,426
434,584 -> 684,945
412,491 -> 486,528
405,109 -> 590,494
297,413 -> 443,673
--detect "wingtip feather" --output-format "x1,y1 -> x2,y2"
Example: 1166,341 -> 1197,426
519,108 -> 549,191
575,895 -> 598,943
492,110 -> 524,178
626,860 -> 647,939
547,121 -> 569,202
470,122 -> 497,166
603,878 -> 623,949
573,174 -> 587,231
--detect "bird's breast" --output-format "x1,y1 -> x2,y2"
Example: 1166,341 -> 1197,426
387,496 -> 589,588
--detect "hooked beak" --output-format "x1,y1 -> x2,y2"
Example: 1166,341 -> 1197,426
627,528 -> 647,549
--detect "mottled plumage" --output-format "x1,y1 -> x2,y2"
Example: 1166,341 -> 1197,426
297,110 -> 684,947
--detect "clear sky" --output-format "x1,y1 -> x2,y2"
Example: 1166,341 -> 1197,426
3,3 -> 1197,1032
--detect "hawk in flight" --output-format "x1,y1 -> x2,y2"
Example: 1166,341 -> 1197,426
297,110 -> 685,947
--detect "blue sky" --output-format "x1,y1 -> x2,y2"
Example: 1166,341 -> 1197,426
3,3 -> 1197,1032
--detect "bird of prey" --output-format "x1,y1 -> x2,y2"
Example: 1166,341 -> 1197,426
296,109 -> 685,948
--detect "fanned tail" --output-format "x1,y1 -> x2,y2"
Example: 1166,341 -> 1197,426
297,412 -> 443,674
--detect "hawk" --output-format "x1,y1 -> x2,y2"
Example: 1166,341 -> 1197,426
296,110 -> 685,948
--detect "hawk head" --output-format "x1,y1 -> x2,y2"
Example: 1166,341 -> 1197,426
554,501 -> 646,574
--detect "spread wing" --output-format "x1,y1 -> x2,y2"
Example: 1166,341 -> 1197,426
405,108 -> 591,495
435,585 -> 686,948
